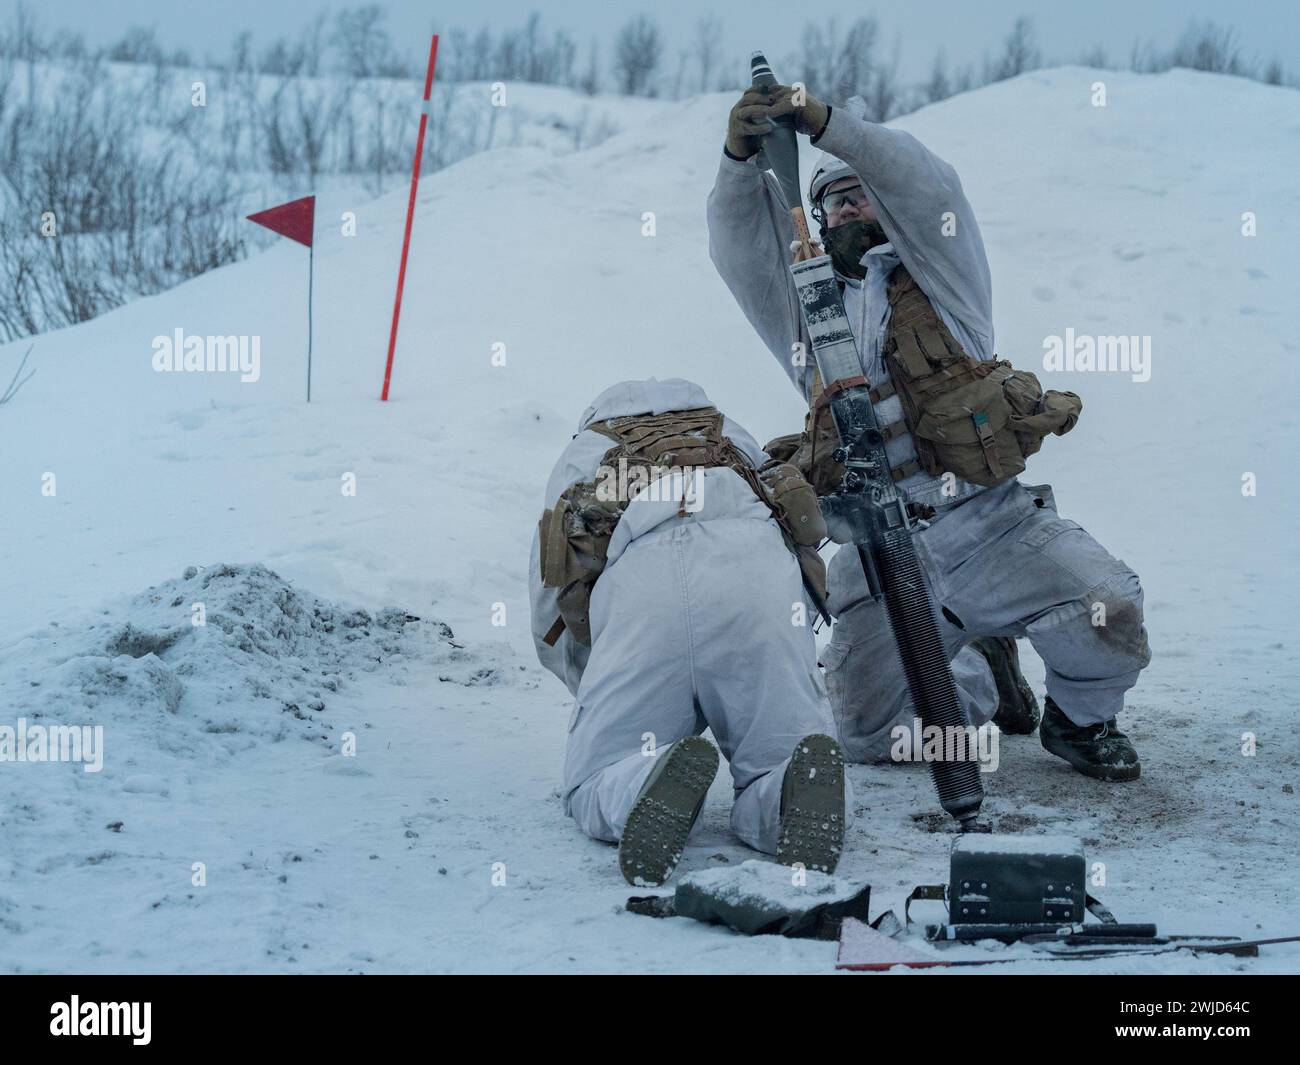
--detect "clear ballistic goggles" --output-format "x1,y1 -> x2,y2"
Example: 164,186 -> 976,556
819,183 -> 868,216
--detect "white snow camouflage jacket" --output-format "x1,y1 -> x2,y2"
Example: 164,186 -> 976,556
529,378 -> 771,697
706,105 -> 997,510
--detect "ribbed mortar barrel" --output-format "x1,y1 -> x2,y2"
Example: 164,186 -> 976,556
872,531 -> 985,827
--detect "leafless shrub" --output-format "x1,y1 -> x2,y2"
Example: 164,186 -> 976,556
612,15 -> 662,96
0,343 -> 35,408
578,39 -> 600,95
989,17 -> 1041,82
795,17 -> 880,105
693,17 -> 722,97
922,49 -> 952,105
1079,44 -> 1112,69
1169,21 -> 1245,75
0,56 -> 246,338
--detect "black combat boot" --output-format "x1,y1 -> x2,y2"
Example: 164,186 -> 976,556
971,636 -> 1040,735
1039,698 -> 1141,781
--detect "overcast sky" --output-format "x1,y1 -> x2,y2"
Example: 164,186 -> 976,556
4,0 -> 1299,83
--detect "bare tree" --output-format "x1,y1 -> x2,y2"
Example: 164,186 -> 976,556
1,2 -> 48,62
331,6 -> 390,79
922,48 -> 951,104
991,17 -> 1040,82
952,63 -> 978,94
0,344 -> 35,407
612,15 -> 662,96
670,48 -> 689,99
552,30 -> 578,87
229,30 -> 254,74
107,26 -> 165,65
579,38 -> 600,95
1079,44 -> 1110,69
1170,21 -> 1245,75
865,36 -> 904,120
260,37 -> 306,77
468,29 -> 493,80
693,16 -> 722,95
796,20 -> 838,99
835,17 -> 879,103
794,17 -> 880,104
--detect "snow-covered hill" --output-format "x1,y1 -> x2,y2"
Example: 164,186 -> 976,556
0,67 -> 1297,973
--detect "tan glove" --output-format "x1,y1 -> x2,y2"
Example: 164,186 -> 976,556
725,87 -> 776,159
726,85 -> 829,158
782,84 -> 830,138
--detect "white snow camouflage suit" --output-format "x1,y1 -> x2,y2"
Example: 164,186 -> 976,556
706,106 -> 1151,761
530,378 -> 850,853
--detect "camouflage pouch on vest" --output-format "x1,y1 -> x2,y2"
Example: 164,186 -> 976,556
756,459 -> 829,606
885,267 -> 1081,488
763,432 -> 802,465
758,460 -> 827,547
1000,368 -> 1082,460
763,406 -> 844,498
537,481 -> 623,645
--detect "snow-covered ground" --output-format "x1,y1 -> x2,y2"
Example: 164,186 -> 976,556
0,67 -> 1297,973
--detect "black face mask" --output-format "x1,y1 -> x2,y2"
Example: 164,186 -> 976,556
824,220 -> 888,279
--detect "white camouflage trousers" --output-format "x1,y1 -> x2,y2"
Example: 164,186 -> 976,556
564,478 -> 848,853
822,480 -> 1151,763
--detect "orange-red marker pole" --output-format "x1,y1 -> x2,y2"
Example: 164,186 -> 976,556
381,34 -> 439,401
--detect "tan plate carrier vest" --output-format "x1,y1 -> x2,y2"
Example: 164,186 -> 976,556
769,265 -> 1082,496
538,406 -> 828,646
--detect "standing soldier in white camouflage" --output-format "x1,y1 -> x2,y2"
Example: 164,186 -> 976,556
707,85 -> 1151,780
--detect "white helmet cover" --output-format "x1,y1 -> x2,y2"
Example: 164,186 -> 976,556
808,152 -> 857,208
807,96 -> 870,220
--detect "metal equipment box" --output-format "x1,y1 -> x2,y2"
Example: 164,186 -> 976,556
949,834 -> 1086,924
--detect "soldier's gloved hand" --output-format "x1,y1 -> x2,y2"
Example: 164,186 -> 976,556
786,85 -> 830,138
725,87 -> 777,159
758,85 -> 831,136
726,85 -> 831,159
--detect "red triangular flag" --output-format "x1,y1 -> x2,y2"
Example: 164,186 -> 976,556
247,195 -> 316,247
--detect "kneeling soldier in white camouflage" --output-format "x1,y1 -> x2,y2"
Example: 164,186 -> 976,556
530,378 -> 851,886
707,85 -> 1152,780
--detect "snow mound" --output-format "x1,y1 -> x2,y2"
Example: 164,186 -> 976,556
4,562 -> 458,749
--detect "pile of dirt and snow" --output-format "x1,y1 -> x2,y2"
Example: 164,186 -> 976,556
4,563 -> 458,750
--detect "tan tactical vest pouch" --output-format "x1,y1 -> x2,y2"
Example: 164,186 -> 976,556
538,407 -> 827,646
769,265 -> 1082,493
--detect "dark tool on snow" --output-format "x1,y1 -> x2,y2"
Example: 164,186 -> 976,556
626,860 -> 872,940
751,49 -> 984,829
836,919 -> 1298,969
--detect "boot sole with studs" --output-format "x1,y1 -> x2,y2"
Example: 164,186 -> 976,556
618,737 -> 719,887
778,734 -> 845,874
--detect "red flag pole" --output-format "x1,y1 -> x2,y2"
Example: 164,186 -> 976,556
307,242 -> 314,403
245,195 -> 316,402
381,34 -> 439,402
